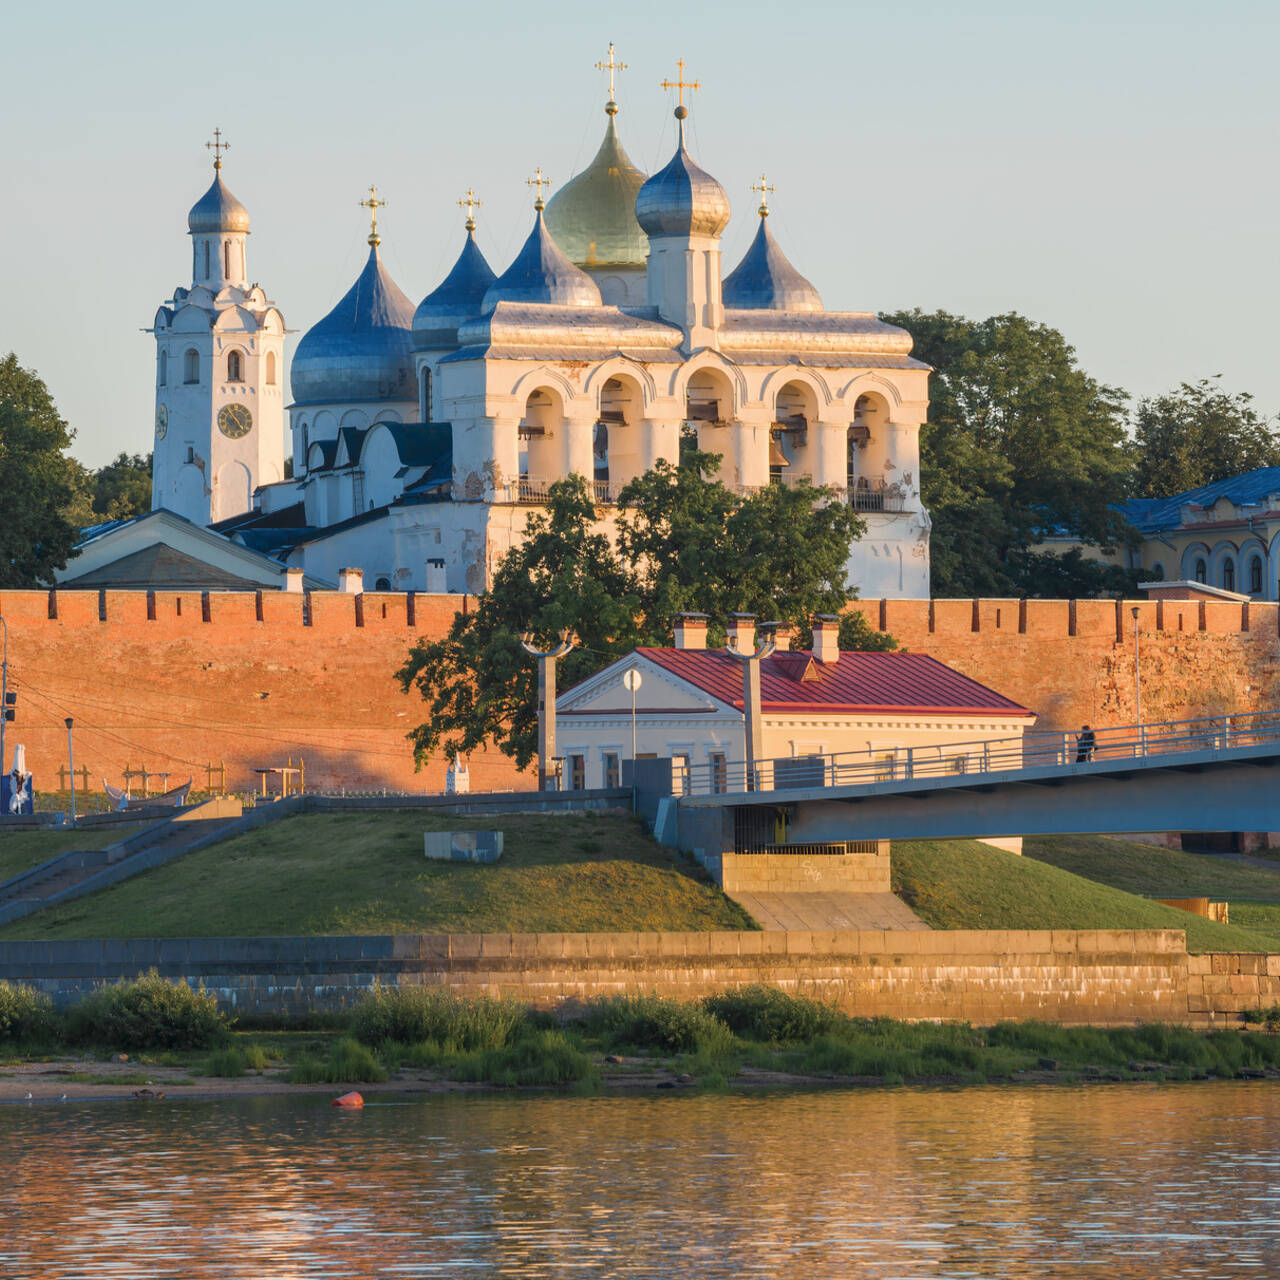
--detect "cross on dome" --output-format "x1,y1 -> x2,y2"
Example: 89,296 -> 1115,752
596,41 -> 627,114
360,185 -> 387,246
750,173 -> 775,217
205,127 -> 230,170
458,188 -> 482,232
526,167 -> 552,211
660,58 -> 700,119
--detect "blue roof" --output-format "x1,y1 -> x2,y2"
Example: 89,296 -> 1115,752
723,215 -> 822,312
412,229 -> 496,350
1120,467 -> 1280,533
291,245 -> 416,405
482,210 -> 601,310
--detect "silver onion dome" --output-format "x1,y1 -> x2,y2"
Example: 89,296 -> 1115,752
634,116 -> 730,240
722,213 -> 822,312
187,171 -> 251,235
412,227 -> 496,351
481,209 -> 602,310
290,245 -> 416,404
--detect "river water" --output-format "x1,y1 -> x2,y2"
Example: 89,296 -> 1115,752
2,1082 -> 1278,1278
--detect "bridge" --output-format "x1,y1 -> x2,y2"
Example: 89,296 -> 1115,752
669,711 -> 1280,850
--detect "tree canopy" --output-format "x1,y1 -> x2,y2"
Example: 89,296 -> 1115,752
88,452 -> 152,521
881,310 -> 1136,597
1129,378 -> 1280,498
400,457 -> 888,770
0,354 -> 84,587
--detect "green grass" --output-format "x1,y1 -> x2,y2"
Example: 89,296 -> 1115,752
0,825 -> 144,884
892,839 -> 1278,953
0,810 -> 756,939
1228,903 -> 1280,947
1023,834 -> 1280,900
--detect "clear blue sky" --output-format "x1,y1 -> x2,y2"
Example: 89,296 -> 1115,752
3,0 -> 1277,467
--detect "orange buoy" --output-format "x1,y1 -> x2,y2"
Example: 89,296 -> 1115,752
331,1091 -> 364,1108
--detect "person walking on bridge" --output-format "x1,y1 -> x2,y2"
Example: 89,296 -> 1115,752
1076,724 -> 1096,763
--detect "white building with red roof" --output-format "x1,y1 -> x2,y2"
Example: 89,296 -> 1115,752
555,615 -> 1036,793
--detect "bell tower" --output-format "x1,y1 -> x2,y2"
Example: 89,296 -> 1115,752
150,131 -> 287,527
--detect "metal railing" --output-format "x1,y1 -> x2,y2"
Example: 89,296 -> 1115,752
494,477 -> 627,506
681,709 -> 1280,799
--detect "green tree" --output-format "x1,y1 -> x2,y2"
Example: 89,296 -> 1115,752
1129,378 -> 1280,498
0,354 -> 84,587
90,452 -> 152,521
400,460 -> 882,769
880,310 -> 1135,596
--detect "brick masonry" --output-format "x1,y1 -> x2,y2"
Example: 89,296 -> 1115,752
1,589 -> 1276,794
719,846 -> 891,894
0,928 -> 1260,1028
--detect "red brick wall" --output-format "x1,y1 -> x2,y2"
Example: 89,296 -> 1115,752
2,589 -> 1275,798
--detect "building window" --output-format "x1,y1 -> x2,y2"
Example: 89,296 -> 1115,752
224,241 -> 231,279
266,351 -> 277,386
603,752 -> 620,789
203,242 -> 210,279
420,366 -> 432,421
158,350 -> 167,386
1223,560 -> 1235,592
227,350 -> 243,382
1150,562 -> 1165,581
183,349 -> 199,384
568,754 -> 586,791
185,445 -> 195,463
1194,558 -> 1207,584
1250,558 -> 1263,595
709,750 -> 727,794
672,752 -> 690,797
374,576 -> 392,591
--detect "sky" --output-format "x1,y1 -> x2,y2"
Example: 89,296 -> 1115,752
2,0 -> 1277,468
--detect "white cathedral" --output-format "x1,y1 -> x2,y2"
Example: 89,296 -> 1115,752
148,57 -> 932,599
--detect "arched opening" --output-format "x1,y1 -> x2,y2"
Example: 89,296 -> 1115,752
773,380 -> 819,485
419,367 -> 433,422
1194,558 -> 1207,584
374,576 -> 392,591
203,242 -> 210,280
265,351 -> 277,386
597,374 -> 645,495
1250,556 -> 1263,595
224,241 -> 231,279
519,386 -> 564,500
183,349 -> 200,384
1150,562 -> 1165,581
685,367 -> 737,480
686,368 -> 733,425
227,349 -> 244,382
1223,559 -> 1236,593
158,349 -> 167,386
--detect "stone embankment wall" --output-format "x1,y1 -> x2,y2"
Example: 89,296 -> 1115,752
1,927 -> 1260,1028
1,588 -> 1276,794
719,845 -> 890,894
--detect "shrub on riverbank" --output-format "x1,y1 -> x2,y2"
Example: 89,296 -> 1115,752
704,986 -> 840,1044
578,993 -> 735,1055
63,972 -> 229,1051
0,981 -> 57,1046
351,984 -> 530,1052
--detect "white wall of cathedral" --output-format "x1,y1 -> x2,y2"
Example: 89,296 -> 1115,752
290,400 -> 414,478
645,234 -> 723,350
190,231 -> 249,290
585,266 -> 646,307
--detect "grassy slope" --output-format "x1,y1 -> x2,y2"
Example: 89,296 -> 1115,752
0,811 -> 756,940
892,839 -> 1277,953
0,826 -> 144,884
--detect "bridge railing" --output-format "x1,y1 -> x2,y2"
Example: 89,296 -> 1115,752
680,709 -> 1280,799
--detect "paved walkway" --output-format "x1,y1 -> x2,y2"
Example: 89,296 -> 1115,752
729,890 -> 930,932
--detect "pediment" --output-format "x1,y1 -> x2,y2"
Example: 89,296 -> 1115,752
558,656 -> 721,715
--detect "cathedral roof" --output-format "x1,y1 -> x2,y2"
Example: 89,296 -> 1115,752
635,115 -> 730,240
722,212 -> 822,312
544,111 -> 649,270
290,244 -> 416,405
412,227 -> 497,351
481,209 -> 602,310
188,168 -> 251,235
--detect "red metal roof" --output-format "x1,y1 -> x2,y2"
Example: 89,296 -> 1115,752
635,647 -> 1034,717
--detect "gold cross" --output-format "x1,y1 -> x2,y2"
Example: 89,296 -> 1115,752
360,184 -> 387,246
458,188 -> 482,231
205,127 -> 230,169
526,167 -> 552,211
596,41 -> 627,104
750,173 -> 775,216
660,58 -> 700,111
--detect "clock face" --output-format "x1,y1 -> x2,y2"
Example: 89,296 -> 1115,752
155,404 -> 168,439
218,403 -> 253,439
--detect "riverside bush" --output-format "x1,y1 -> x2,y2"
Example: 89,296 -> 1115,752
351,985 -> 527,1052
578,994 -> 734,1055
448,1030 -> 597,1088
0,982 -> 56,1045
703,986 -> 840,1043
287,1037 -> 388,1084
63,972 -> 229,1051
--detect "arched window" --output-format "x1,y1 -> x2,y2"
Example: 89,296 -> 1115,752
374,577 -> 391,591
1150,562 -> 1165,581
1223,560 -> 1235,593
203,242 -> 210,279
420,367 -> 432,422
183,349 -> 200,384
1250,557 -> 1263,595
224,241 -> 231,279
158,350 -> 167,386
265,351 -> 277,386
227,350 -> 243,383
1194,558 -> 1207,584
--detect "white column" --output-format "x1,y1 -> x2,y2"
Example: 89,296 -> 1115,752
812,421 -> 849,490
562,414 -> 597,484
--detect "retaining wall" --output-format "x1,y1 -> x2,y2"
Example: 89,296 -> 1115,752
0,927 -> 1260,1027
719,845 -> 891,894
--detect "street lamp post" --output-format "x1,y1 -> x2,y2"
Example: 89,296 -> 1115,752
622,668 -> 642,810
64,717 -> 76,827
0,613 -> 8,785
1130,606 -> 1142,730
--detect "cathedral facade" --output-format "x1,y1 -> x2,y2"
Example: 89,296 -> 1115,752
151,60 -> 932,598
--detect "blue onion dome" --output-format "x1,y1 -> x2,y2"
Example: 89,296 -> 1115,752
723,211 -> 823,312
544,110 -> 649,269
635,115 -> 730,239
290,245 -> 416,404
481,208 -> 602,310
412,226 -> 496,350
188,167 -> 251,234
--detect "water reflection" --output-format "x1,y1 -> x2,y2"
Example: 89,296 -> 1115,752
2,1083 -> 1278,1277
